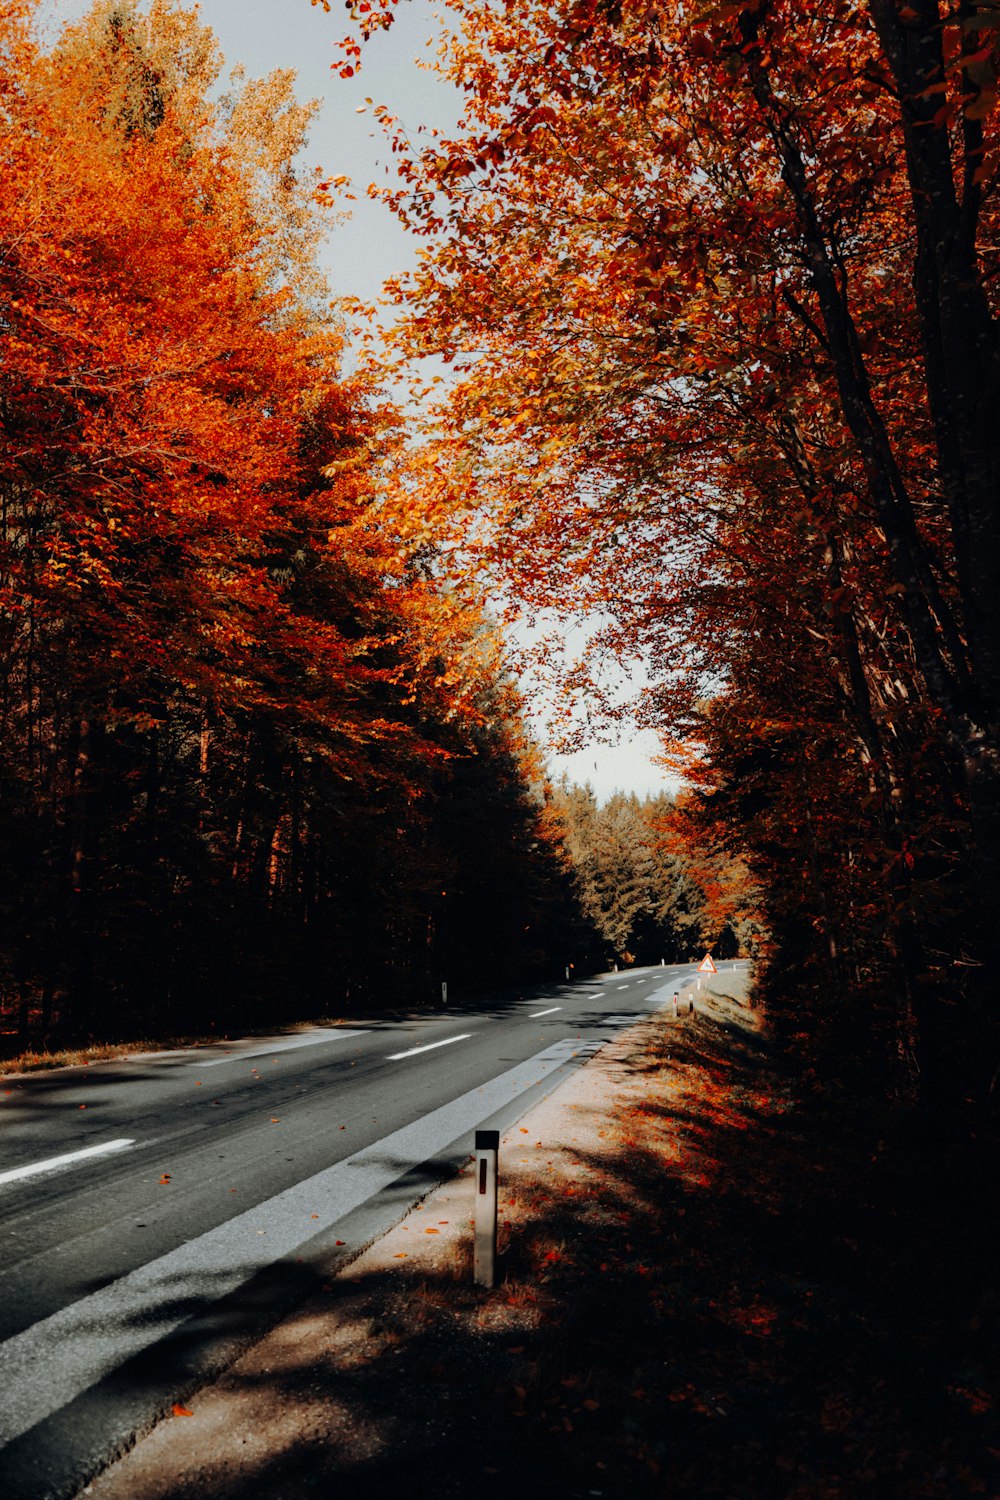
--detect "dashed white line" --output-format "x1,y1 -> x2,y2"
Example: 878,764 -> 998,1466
529,1006 -> 561,1018
0,1138 -> 135,1187
387,1033 -> 472,1061
0,1040 -> 586,1447
616,984 -> 629,990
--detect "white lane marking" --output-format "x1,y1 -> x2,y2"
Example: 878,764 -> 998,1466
387,1033 -> 472,1061
616,984 -> 629,990
195,1029 -> 368,1068
0,1039 -> 583,1446
529,1006 -> 561,1018
0,1139 -> 135,1188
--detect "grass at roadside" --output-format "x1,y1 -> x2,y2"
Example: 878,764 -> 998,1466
0,1037 -> 201,1076
87,992 -> 1000,1500
376,1001 -> 999,1497
0,1019 -> 364,1077
701,967 -> 752,1006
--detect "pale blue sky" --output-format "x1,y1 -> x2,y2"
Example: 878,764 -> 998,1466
41,0 -> 673,802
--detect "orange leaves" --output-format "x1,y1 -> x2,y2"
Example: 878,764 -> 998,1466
171,1403 -> 194,1418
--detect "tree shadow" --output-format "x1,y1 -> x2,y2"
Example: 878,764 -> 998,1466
67,996 -> 1000,1500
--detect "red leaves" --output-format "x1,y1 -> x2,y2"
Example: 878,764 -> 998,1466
171,1403 -> 194,1418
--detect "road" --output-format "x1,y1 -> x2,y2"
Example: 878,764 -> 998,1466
0,960 -> 742,1499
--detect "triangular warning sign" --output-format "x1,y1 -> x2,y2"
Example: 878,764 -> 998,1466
698,953 -> 717,974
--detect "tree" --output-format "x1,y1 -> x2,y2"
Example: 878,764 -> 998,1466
334,0 -> 1000,1109
550,784 -> 732,967
0,0 -> 591,1043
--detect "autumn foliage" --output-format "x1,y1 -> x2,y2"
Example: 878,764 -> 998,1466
0,0 -> 628,1044
338,0 -> 1000,1113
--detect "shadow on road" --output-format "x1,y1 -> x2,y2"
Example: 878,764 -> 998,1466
84,996 -> 1000,1500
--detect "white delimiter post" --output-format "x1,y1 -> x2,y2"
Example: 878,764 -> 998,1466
474,1129 -> 499,1288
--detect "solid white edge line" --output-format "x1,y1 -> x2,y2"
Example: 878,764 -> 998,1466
387,1033 -> 472,1061
529,1006 -> 561,1018
0,1039 -> 584,1447
197,1028 -> 368,1068
0,1138 -> 136,1187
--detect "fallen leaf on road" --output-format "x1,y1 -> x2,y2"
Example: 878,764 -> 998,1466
270,1117 -> 280,1123
394,1252 -> 407,1258
159,1174 -> 171,1184
172,1404 -> 194,1417
425,1227 -> 440,1234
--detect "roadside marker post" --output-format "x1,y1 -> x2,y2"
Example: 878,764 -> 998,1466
474,1129 -> 500,1288
441,981 -> 448,1006
672,992 -> 679,1019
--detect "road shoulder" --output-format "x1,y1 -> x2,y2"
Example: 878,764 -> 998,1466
81,1001 -> 685,1499
81,983 -> 1000,1499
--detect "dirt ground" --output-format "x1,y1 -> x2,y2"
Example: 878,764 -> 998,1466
80,987 -> 1000,1500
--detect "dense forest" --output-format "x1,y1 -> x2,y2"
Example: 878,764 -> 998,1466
0,0 -> 745,1051
336,0 -> 1000,1123
5,0 -> 999,1132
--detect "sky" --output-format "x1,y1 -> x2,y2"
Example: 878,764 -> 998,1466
42,0 -> 675,803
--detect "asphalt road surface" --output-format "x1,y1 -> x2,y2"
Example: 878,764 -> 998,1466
0,960 -> 744,1499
